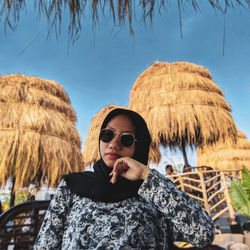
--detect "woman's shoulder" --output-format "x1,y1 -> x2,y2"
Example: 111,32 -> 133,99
62,171 -> 94,182
62,171 -> 86,180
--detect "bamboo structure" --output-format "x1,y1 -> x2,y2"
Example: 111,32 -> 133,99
168,168 -> 242,224
82,105 -> 161,167
197,130 -> 250,171
0,74 -> 83,191
129,62 -> 237,165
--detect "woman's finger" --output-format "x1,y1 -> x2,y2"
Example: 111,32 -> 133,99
110,171 -> 119,184
110,159 -> 129,183
113,159 -> 128,172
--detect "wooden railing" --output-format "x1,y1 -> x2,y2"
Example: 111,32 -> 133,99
0,200 -> 50,249
167,168 -> 242,224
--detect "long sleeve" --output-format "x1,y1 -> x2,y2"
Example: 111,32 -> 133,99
138,169 -> 215,248
34,180 -> 72,250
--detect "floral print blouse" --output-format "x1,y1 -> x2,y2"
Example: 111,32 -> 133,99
34,170 -> 214,249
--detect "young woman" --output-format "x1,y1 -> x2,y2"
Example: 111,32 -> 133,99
34,108 -> 215,249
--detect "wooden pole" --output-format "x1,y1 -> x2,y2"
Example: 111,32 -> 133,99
199,172 -> 210,214
178,175 -> 185,191
181,141 -> 189,166
220,171 -> 236,225
9,177 -> 16,207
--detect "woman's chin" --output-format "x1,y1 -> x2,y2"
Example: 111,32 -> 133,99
103,158 -> 115,168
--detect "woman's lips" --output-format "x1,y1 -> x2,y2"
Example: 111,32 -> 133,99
106,152 -> 120,159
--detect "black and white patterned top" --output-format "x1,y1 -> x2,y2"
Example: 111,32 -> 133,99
34,170 -> 214,249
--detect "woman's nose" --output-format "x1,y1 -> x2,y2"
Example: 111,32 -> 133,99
108,134 -> 122,150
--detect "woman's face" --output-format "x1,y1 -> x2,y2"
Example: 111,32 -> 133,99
100,114 -> 136,168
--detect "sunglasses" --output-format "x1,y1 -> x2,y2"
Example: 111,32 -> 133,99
100,128 -> 137,148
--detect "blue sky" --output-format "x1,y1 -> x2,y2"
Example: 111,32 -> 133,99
0,2 -> 249,172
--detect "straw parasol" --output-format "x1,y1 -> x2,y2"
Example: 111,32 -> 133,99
82,105 -> 161,167
0,74 -> 83,193
129,62 -> 237,166
197,131 -> 250,171
1,1 -> 246,43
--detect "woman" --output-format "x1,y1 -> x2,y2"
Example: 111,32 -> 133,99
34,108 -> 214,249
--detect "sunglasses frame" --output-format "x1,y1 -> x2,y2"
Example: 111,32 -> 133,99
100,128 -> 137,148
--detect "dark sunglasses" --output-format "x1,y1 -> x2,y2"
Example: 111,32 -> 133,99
100,128 -> 137,148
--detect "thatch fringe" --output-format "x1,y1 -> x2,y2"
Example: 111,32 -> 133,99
1,1 -> 247,42
129,62 -> 237,149
148,145 -> 161,165
0,74 -> 83,190
207,160 -> 250,171
197,131 -> 250,170
0,75 -> 75,120
82,105 -> 161,167
236,131 -> 247,140
0,74 -> 70,103
132,62 -> 223,96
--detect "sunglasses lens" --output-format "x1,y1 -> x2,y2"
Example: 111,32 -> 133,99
121,134 -> 135,147
100,129 -> 136,147
100,129 -> 114,143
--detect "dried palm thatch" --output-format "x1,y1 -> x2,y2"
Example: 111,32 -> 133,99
0,74 -> 83,191
197,131 -> 250,170
82,105 -> 161,167
1,1 -> 248,42
129,62 -> 237,165
148,144 -> 161,164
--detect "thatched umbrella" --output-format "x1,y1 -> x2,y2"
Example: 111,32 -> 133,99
0,74 -> 83,197
129,62 -> 237,166
82,105 -> 161,167
1,1 -> 246,43
197,131 -> 250,171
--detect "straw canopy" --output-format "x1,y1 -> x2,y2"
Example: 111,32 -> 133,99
0,74 -> 83,190
197,131 -> 250,171
82,105 -> 161,167
129,62 -> 237,152
1,1 -> 246,43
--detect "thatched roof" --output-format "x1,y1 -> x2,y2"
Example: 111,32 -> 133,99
82,105 -> 161,167
0,74 -> 83,190
129,62 -> 237,149
1,1 -> 247,42
197,131 -> 250,170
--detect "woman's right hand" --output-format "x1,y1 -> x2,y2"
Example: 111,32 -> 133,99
110,157 -> 150,184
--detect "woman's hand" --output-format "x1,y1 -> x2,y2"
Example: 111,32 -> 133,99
110,157 -> 150,184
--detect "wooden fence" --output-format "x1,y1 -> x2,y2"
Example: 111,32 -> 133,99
168,167 -> 242,224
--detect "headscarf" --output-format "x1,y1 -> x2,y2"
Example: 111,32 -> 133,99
63,108 -> 151,202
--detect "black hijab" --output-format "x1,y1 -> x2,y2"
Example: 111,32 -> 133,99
63,108 -> 151,202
